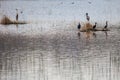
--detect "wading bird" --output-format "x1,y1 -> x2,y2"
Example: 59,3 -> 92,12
16,9 -> 18,21
104,21 -> 108,29
77,22 -> 81,29
93,22 -> 97,29
86,13 -> 90,21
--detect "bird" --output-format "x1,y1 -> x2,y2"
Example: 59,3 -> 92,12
86,13 -> 90,21
16,9 -> 18,21
104,21 -> 108,29
21,11 -> 23,14
71,2 -> 74,4
77,22 -> 81,29
88,1 -> 92,4
93,22 -> 97,29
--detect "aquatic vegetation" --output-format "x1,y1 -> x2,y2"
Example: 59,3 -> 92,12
0,15 -> 27,25
0,16 -> 12,24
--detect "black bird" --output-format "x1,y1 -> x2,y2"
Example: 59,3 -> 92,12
93,22 -> 97,29
88,1 -> 92,4
77,22 -> 81,29
21,11 -> 23,14
86,13 -> 90,21
104,21 -> 108,29
16,9 -> 18,21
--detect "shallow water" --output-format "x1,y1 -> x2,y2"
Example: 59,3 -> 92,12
0,22 -> 120,80
0,0 -> 120,80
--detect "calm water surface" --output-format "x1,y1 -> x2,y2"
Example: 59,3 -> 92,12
0,0 -> 120,80
0,22 -> 120,80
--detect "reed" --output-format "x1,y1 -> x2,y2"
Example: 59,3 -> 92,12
0,16 -> 13,24
0,15 -> 27,25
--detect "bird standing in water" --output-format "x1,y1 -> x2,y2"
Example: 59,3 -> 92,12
16,9 -> 18,21
77,22 -> 81,29
93,22 -> 97,29
86,13 -> 90,21
104,21 -> 108,29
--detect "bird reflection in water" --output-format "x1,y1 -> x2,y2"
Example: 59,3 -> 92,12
104,31 -> 108,39
93,32 -> 97,38
16,24 -> 18,28
15,24 -> 19,32
77,32 -> 81,40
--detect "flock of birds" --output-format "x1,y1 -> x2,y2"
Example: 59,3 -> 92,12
77,13 -> 108,30
15,9 -> 108,30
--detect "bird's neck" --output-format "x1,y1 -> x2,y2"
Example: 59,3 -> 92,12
106,23 -> 108,26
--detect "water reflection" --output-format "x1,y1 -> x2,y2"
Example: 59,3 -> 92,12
92,32 -> 97,38
80,31 -> 108,40
0,24 -> 120,80
77,31 -> 97,41
104,31 -> 108,39
82,31 -> 93,40
77,32 -> 80,40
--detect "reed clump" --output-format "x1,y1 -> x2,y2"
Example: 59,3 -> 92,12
81,22 -> 92,31
0,15 -> 27,25
0,16 -> 13,24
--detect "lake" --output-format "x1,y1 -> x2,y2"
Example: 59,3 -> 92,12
0,0 -> 120,80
